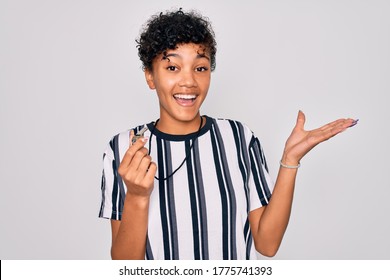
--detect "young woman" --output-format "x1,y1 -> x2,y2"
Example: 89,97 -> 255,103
99,9 -> 357,260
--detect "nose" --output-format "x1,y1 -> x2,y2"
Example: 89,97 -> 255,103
178,70 -> 197,87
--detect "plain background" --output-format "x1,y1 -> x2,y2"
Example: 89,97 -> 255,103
1,0 -> 389,259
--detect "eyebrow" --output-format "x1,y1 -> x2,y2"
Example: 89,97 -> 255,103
196,53 -> 210,60
162,52 -> 210,60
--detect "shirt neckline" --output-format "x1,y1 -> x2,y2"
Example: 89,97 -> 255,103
146,115 -> 213,142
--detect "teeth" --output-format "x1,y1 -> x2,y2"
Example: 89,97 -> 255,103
174,94 -> 196,99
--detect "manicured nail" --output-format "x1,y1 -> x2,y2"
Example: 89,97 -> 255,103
349,119 -> 359,127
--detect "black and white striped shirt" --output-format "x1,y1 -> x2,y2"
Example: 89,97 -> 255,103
99,116 -> 273,259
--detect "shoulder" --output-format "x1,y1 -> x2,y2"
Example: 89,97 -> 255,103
210,116 -> 254,136
206,116 -> 259,149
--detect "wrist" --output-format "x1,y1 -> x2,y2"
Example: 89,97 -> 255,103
279,160 -> 300,169
281,152 -> 300,166
125,193 -> 150,209
280,152 -> 300,169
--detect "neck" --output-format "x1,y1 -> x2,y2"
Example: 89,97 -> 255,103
156,114 -> 203,135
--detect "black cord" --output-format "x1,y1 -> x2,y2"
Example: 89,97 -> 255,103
148,116 -> 204,181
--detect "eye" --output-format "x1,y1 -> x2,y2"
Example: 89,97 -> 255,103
166,66 -> 177,71
196,66 -> 209,72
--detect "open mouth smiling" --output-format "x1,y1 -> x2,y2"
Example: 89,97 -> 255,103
173,94 -> 197,106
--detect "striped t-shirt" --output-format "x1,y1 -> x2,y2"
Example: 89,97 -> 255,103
99,116 -> 273,260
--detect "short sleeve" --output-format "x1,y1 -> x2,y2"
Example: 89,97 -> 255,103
98,136 -> 126,220
247,134 -> 274,212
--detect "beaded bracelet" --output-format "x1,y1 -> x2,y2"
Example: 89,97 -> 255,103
279,160 -> 301,169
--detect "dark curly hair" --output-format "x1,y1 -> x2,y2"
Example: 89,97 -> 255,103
136,9 -> 217,71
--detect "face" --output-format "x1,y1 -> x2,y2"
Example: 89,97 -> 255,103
145,43 -> 211,134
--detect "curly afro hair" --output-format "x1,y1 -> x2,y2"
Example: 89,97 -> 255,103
136,9 -> 217,71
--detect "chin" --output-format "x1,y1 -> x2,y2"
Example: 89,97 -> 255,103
177,113 -> 201,122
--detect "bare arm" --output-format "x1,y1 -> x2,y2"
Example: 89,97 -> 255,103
110,132 -> 157,260
250,111 -> 357,257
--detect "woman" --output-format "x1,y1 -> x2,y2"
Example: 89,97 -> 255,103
99,9 -> 357,260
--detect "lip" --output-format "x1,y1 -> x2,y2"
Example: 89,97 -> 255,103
173,93 -> 197,107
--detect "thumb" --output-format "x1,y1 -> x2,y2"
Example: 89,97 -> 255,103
295,110 -> 306,130
129,130 -> 135,147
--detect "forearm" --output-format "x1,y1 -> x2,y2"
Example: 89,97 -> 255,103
254,163 -> 298,256
251,112 -> 355,256
111,195 -> 150,260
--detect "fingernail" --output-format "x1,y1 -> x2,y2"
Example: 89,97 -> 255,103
141,137 -> 149,143
349,119 -> 359,127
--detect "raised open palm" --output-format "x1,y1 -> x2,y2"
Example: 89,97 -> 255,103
282,111 -> 357,165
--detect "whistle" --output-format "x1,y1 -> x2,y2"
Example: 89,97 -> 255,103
131,126 -> 149,145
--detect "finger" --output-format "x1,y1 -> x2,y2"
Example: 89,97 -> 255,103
120,137 -> 149,169
349,119 -> 359,128
145,162 -> 157,181
137,154 -> 152,172
132,136 -> 149,150
133,155 -> 153,183
318,119 -> 345,131
337,118 -> 357,133
319,117 -> 356,132
119,130 -> 135,169
129,130 -> 135,147
128,147 -> 150,170
294,110 -> 306,130
318,119 -> 355,141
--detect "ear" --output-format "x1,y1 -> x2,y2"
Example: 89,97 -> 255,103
144,69 -> 156,90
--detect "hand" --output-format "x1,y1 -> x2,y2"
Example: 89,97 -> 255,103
117,130 -> 157,198
282,111 -> 357,165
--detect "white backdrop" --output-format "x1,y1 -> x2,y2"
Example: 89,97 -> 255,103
1,0 -> 389,259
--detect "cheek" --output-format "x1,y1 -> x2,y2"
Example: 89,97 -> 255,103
200,76 -> 211,90
155,76 -> 177,90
